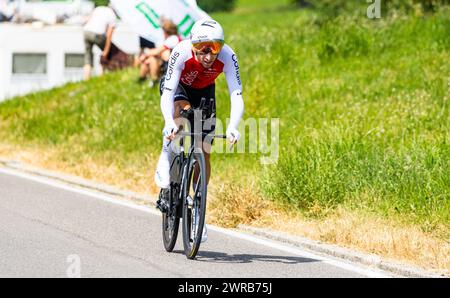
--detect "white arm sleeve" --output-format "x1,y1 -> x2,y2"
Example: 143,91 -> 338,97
160,49 -> 184,128
228,90 -> 244,132
223,48 -> 244,131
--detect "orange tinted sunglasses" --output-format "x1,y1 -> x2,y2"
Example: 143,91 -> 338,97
192,41 -> 224,55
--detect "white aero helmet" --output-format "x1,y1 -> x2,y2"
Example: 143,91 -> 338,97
190,18 -> 224,43
190,19 -> 225,54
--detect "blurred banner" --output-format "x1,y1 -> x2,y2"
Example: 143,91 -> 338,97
110,0 -> 210,45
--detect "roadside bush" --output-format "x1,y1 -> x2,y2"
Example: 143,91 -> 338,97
291,0 -> 449,15
196,0 -> 237,13
385,0 -> 450,12
93,0 -> 109,7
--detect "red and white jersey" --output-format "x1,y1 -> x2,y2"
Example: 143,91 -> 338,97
161,39 -> 244,132
163,40 -> 242,92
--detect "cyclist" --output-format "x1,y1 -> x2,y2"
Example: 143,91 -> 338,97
154,19 -> 244,241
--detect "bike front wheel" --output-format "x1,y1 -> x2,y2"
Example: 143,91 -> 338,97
182,151 -> 207,259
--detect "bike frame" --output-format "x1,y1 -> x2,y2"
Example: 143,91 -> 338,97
161,98 -> 227,258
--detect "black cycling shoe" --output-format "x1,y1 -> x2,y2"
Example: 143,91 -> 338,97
156,189 -> 170,213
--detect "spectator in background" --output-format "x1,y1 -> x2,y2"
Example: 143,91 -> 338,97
135,35 -> 156,67
83,3 -> 117,80
138,18 -> 181,87
0,0 -> 16,22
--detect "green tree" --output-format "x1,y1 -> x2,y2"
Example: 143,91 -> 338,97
291,0 -> 449,13
93,0 -> 109,7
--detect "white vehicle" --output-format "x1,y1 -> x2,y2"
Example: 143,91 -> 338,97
0,23 -> 139,102
12,0 -> 94,25
0,1 -> 141,102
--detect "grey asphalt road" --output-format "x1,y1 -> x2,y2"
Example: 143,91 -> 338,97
0,168 -> 390,278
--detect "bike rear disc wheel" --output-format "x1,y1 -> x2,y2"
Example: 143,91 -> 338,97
182,151 -> 207,259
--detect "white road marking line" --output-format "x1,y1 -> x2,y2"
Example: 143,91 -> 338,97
0,167 -> 391,278
207,225 -> 390,278
0,167 -> 160,215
